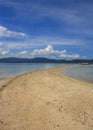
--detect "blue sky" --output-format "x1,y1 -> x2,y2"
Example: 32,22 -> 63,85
0,0 -> 93,59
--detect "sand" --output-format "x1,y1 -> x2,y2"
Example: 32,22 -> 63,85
0,66 -> 93,130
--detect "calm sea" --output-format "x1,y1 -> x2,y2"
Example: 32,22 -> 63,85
62,65 -> 93,83
0,63 -> 66,84
0,63 -> 93,84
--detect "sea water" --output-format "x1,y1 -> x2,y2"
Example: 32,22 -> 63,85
0,63 -> 66,84
62,65 -> 93,83
0,63 -> 93,84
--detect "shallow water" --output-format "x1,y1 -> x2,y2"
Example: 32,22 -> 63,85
0,63 -> 93,84
62,65 -> 93,83
0,63 -> 67,84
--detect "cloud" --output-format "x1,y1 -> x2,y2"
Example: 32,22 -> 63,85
0,45 -> 85,59
19,51 -> 28,55
31,45 -> 80,59
1,0 -> 93,26
0,36 -> 84,53
67,28 -> 93,36
0,26 -> 27,38
0,50 -> 10,56
0,0 -> 93,39
30,37 -> 83,46
59,53 -> 80,59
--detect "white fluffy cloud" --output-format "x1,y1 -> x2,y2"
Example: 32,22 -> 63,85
0,26 -> 27,38
0,45 -> 81,59
31,45 -> 80,59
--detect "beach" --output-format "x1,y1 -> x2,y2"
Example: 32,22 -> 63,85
0,66 -> 93,130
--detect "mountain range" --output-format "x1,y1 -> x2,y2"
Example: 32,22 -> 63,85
0,57 -> 93,64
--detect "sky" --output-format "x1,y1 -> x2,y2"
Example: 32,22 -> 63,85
0,0 -> 93,59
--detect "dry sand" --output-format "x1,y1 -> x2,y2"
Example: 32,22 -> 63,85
0,66 -> 93,130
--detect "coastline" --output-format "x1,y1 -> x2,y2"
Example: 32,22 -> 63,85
0,66 -> 93,130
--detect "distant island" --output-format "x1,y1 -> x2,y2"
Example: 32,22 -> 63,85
0,57 -> 93,64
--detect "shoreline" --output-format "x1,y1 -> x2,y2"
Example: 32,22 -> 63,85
0,65 -> 66,87
0,65 -> 92,89
62,65 -> 93,84
0,66 -> 70,89
0,66 -> 93,130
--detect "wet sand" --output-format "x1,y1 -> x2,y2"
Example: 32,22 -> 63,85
0,66 -> 93,130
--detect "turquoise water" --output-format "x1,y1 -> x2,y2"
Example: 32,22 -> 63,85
0,63 -> 67,83
62,65 -> 93,83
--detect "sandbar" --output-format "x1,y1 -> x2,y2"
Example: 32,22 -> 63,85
0,66 -> 93,130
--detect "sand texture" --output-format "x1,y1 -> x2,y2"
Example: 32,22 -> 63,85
0,66 -> 93,130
